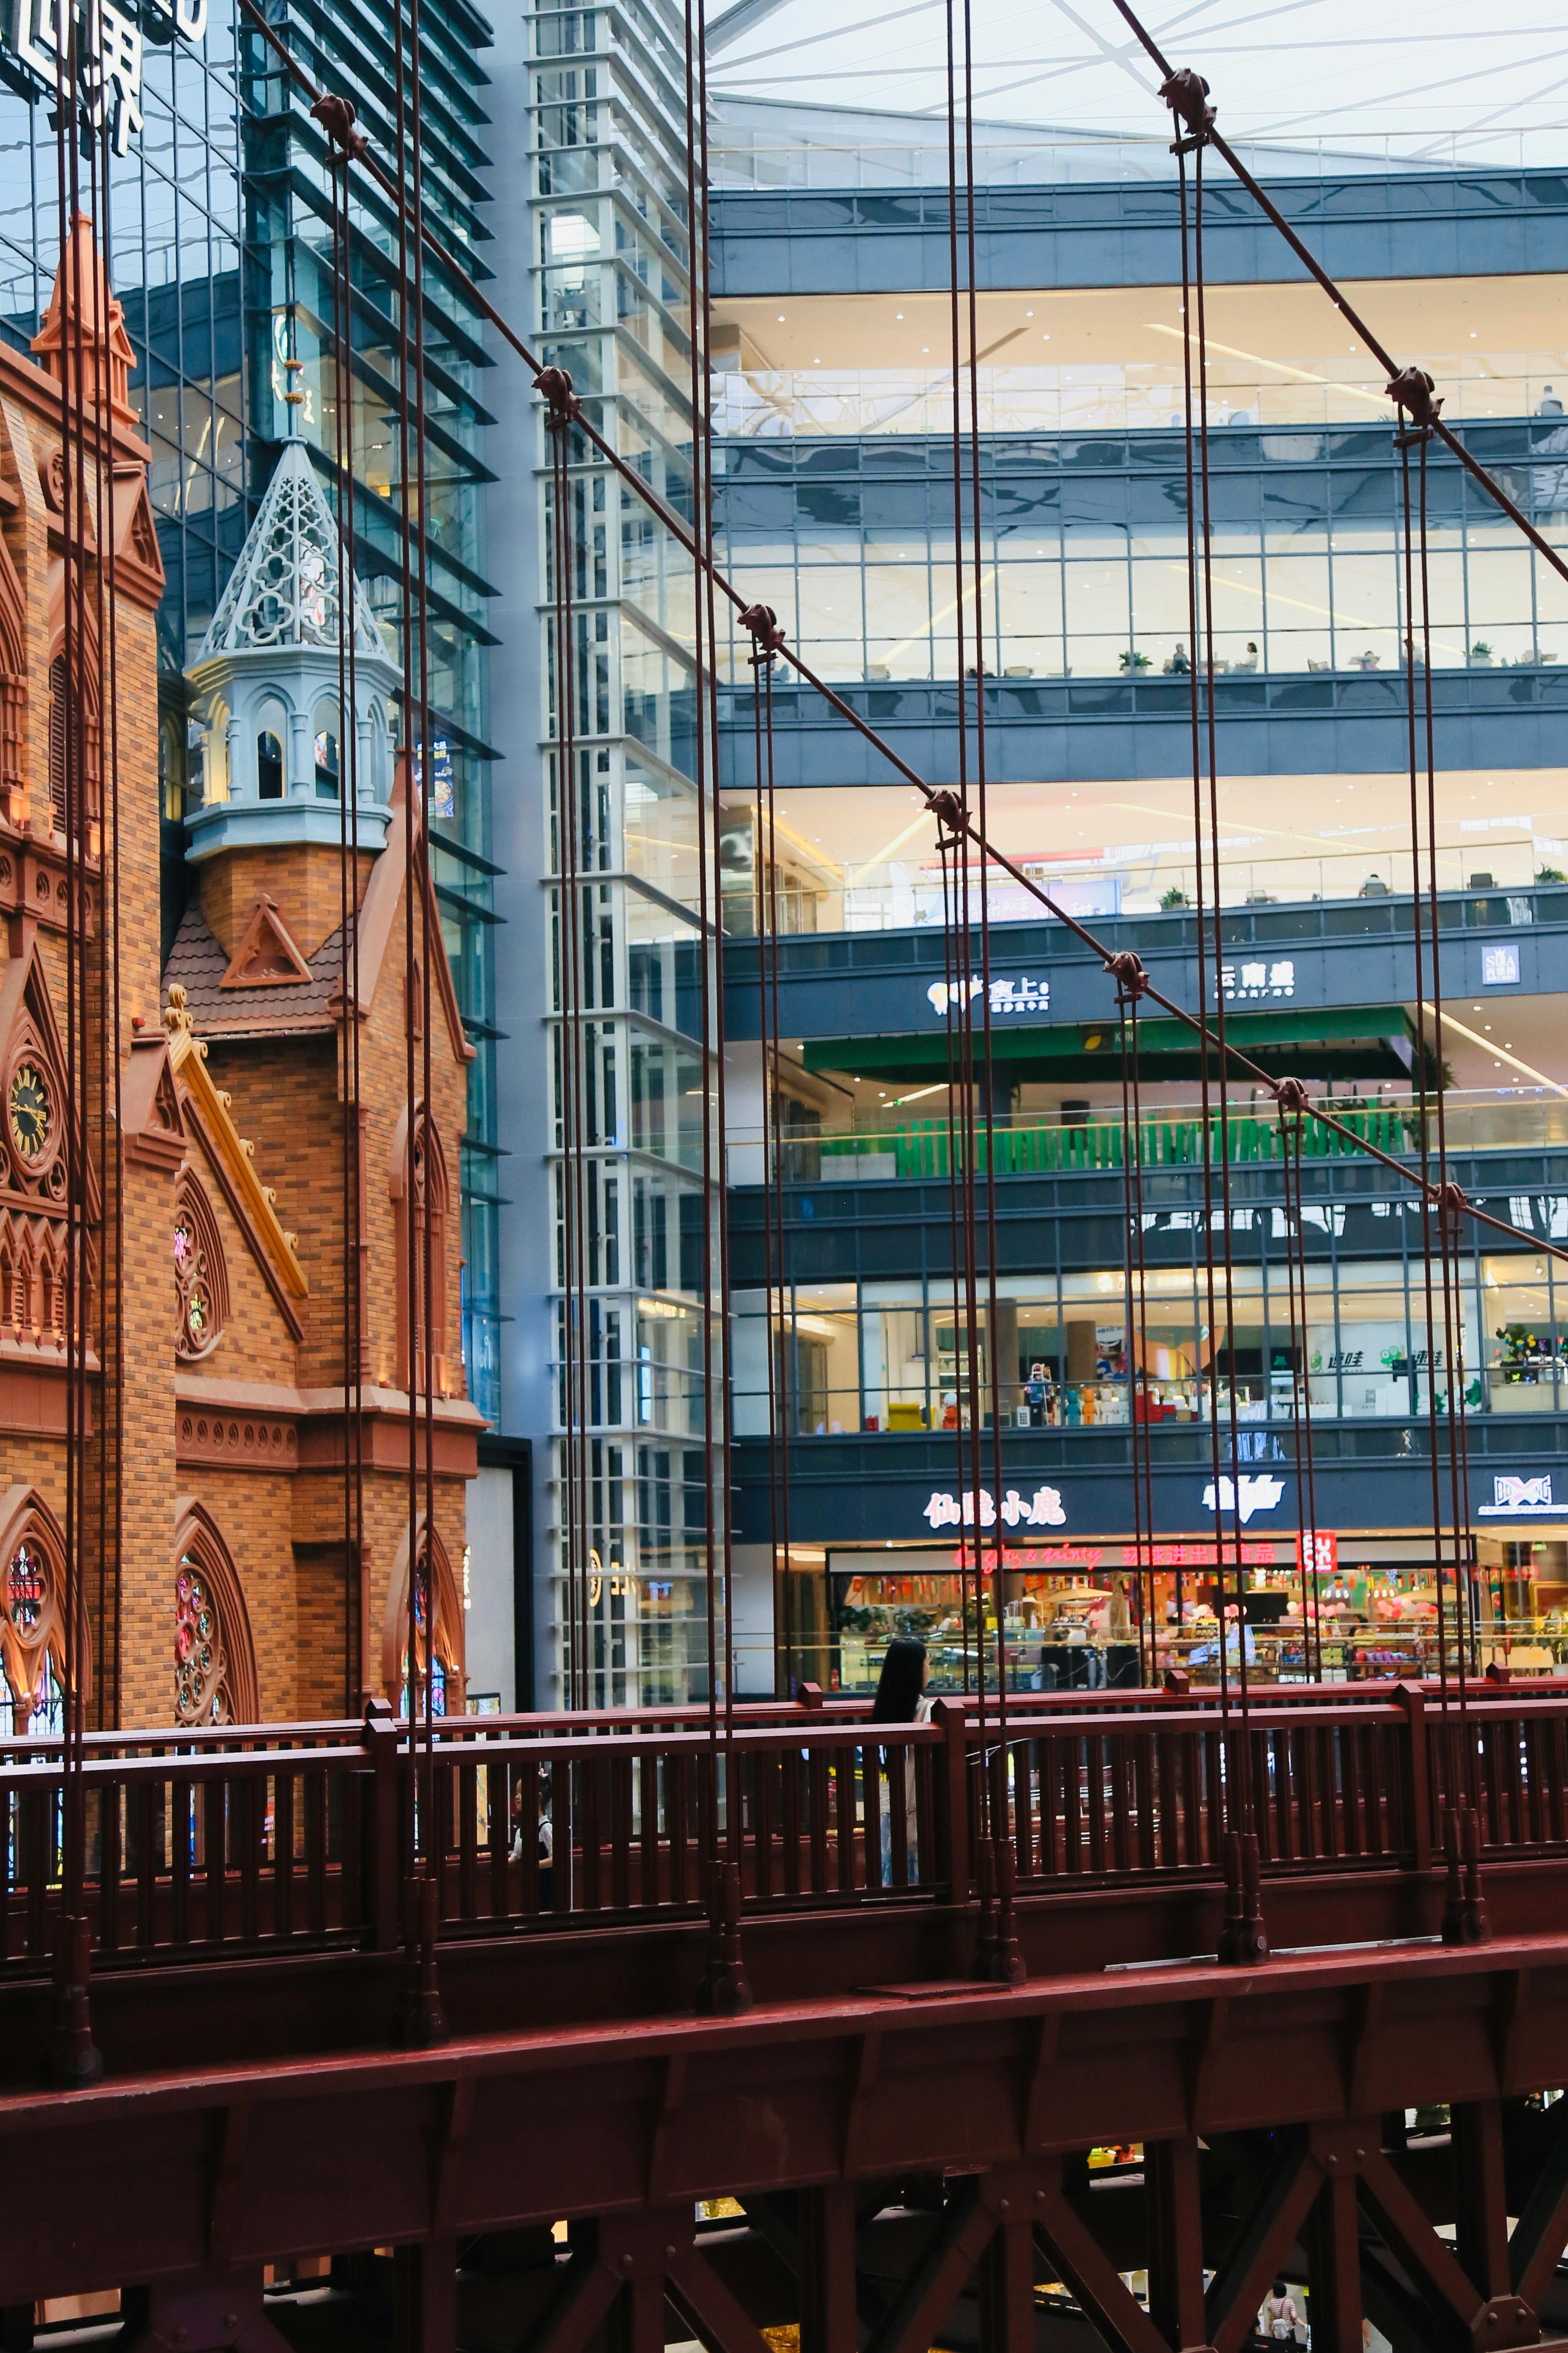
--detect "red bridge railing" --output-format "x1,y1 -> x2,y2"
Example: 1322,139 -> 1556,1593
0,1681 -> 1561,1972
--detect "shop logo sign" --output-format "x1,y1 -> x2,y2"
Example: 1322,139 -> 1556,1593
1202,1473 -> 1285,1523
922,1485 -> 1067,1531
1221,959 -> 1295,1001
1479,1474 -> 1555,1516
926,975 -> 1049,1018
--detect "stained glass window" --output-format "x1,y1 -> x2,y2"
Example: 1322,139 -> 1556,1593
0,1535 -> 63,1735
398,1557 -> 455,1718
174,1557 -> 233,1724
173,1179 -> 228,1358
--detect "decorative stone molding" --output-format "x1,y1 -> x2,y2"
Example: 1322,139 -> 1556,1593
176,1409 -> 298,1472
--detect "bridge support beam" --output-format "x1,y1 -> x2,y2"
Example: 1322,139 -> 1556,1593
393,2240 -> 456,2353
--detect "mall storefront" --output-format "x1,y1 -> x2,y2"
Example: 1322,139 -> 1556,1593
734,1444 -> 1568,1694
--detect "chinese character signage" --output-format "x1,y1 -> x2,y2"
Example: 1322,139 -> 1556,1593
7,0 -> 207,155
927,974 -> 1049,1019
1220,958 -> 1295,1002
1482,943 -> 1520,986
922,1485 -> 1067,1530
1295,1529 -> 1338,1575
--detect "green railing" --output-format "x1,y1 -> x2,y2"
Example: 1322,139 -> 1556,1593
818,1107 -> 1414,1180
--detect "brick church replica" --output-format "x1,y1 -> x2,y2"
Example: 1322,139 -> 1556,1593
0,220 -> 478,1735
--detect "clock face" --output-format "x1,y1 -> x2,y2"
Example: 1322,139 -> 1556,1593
9,1063 -> 49,1161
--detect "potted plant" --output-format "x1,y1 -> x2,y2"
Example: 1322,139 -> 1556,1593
1160,886 -> 1190,909
1470,641 -> 1494,666
1119,648 -> 1151,672
1538,865 -> 1566,883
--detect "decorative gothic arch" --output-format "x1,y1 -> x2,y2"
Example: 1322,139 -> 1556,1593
172,1500 -> 260,1725
173,1169 -> 229,1359
381,1514 -> 465,1717
389,1102 -> 451,1390
0,1484 -> 84,1733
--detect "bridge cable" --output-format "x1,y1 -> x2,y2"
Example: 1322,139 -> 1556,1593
1113,958 -> 1157,1685
1174,107 -> 1268,1954
317,106 -> 368,1714
278,0 -> 1565,1274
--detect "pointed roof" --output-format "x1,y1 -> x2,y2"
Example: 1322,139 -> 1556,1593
30,214 -> 137,428
194,441 -> 386,665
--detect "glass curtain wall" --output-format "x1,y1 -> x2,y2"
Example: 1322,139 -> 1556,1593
531,0 -> 724,1704
732,1237 -> 1550,1437
0,4 -> 255,953
237,0 -> 503,1419
713,426 -> 1568,685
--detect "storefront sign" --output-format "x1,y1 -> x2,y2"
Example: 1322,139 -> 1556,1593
1482,943 -> 1520,986
1478,1474 -> 1556,1518
926,975 -> 1050,1018
1296,1529 -> 1339,1574
1220,958 -> 1295,1001
922,1484 -> 1067,1531
8,0 -> 207,156
1202,1472 -> 1286,1523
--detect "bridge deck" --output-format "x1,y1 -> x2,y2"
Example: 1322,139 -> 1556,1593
9,1685 -> 1568,2352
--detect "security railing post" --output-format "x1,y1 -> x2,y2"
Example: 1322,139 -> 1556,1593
363,1699 -> 401,1950
932,1698 -> 971,1905
1395,1682 -> 1432,1872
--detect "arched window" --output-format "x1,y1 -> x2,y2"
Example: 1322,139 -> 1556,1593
255,697 -> 286,800
0,1490 -> 74,1739
312,698 -> 340,800
46,643 -> 100,837
382,1516 -> 464,1718
47,654 -> 67,833
173,1502 -> 259,1725
390,1103 -> 451,1392
0,559 -> 24,812
173,1173 -> 229,1360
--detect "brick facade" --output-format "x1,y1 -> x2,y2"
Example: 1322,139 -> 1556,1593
0,224 -> 478,1737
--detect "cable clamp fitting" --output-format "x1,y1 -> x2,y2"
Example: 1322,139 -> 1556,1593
1160,67 -> 1214,148
1103,949 -> 1148,1000
535,365 -> 583,425
1273,1075 -> 1310,1117
1386,366 -> 1442,437
739,602 -> 787,662
1434,1177 -> 1468,1238
928,787 -> 965,843
310,94 -> 369,160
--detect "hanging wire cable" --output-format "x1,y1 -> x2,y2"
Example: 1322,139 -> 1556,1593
741,604 -> 789,1686
694,0 -> 741,1837
316,107 -> 368,1713
936,821 -> 972,1695
679,0 -> 721,1777
960,0 -> 1020,1980
389,0 -> 445,2039
942,0 -> 986,1822
1112,955 -> 1156,1684
46,16 -> 102,2085
268,0 -> 1568,1301
93,111 -> 126,1741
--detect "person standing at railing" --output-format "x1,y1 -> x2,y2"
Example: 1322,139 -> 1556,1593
511,1764 -> 554,1906
871,1638 -> 932,1886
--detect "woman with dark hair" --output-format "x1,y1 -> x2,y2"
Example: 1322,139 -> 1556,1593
871,1638 -> 931,1884
871,1636 -> 929,1723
